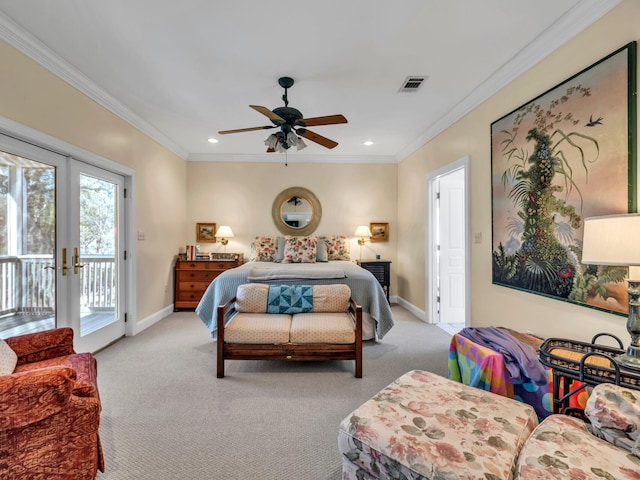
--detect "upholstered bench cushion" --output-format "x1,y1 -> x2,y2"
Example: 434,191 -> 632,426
234,283 -> 351,313
235,283 -> 270,312
224,313 -> 291,344
290,313 -> 355,344
310,284 -> 350,312
338,370 -> 538,480
515,414 -> 640,479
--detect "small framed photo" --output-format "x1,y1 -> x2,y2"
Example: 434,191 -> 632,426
196,223 -> 216,242
369,222 -> 389,242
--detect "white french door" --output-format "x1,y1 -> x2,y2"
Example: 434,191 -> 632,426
0,133 -> 126,352
68,161 -> 125,352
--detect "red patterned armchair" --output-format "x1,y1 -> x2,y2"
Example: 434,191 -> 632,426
0,328 -> 104,480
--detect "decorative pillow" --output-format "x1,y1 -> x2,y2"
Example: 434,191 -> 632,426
274,237 -> 286,263
316,238 -> 328,262
321,235 -> 351,261
0,339 -> 18,376
312,284 -> 350,312
235,283 -> 269,313
254,236 -> 277,262
282,236 -> 317,263
585,382 -> 640,457
267,284 -> 313,314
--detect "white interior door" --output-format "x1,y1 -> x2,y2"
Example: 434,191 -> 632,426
438,168 -> 466,323
426,156 -> 470,326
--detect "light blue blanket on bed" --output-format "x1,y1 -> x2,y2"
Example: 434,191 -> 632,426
195,261 -> 394,339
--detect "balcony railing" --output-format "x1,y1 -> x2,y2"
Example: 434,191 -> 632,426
0,255 -> 116,316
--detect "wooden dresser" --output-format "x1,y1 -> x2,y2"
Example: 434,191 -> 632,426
174,257 -> 241,310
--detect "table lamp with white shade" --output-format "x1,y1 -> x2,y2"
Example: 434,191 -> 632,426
581,213 -> 640,369
215,225 -> 234,253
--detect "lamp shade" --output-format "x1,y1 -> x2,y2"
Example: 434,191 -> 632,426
582,214 -> 640,266
354,226 -> 372,238
215,225 -> 234,238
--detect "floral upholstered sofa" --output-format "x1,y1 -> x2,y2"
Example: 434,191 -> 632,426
338,370 -> 640,479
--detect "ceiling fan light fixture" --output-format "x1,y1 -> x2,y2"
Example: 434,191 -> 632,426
286,131 -> 298,146
227,77 -> 347,152
265,134 -> 278,149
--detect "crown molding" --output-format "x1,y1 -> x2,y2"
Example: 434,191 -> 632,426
0,12 -> 189,160
0,2 -> 620,165
396,0 -> 622,162
187,152 -> 397,164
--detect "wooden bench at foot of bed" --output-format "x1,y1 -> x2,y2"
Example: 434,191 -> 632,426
216,284 -> 362,378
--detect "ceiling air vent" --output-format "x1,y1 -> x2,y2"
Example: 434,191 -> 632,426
398,76 -> 427,93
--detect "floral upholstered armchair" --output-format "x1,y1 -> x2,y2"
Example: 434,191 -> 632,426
0,328 -> 104,480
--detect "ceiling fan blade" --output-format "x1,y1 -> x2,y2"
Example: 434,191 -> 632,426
299,114 -> 348,127
250,105 -> 284,122
297,129 -> 339,149
218,125 -> 276,134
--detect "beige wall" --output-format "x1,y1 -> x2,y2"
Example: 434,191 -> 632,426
187,161 -> 399,292
0,40 -> 188,322
398,0 -> 640,342
3,1 -> 638,341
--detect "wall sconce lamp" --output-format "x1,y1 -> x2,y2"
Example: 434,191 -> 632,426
354,225 -> 372,263
582,213 -> 640,370
215,225 -> 234,252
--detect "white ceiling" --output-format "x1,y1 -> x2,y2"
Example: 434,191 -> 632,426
0,1 -> 620,163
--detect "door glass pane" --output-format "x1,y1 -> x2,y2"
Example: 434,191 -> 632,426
0,152 -> 56,336
79,174 -> 117,336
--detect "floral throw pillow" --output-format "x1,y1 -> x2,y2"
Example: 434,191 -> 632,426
585,382 -> 640,457
321,235 -> 351,261
282,236 -> 317,263
254,236 -> 277,262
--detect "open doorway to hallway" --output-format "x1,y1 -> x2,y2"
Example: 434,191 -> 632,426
426,156 -> 470,334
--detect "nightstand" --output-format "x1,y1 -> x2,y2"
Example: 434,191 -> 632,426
359,259 -> 391,303
174,255 -> 242,310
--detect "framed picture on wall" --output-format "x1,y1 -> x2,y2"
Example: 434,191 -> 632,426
490,42 -> 636,316
370,222 -> 389,242
196,223 -> 216,242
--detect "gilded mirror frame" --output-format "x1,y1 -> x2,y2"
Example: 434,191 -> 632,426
272,186 -> 322,236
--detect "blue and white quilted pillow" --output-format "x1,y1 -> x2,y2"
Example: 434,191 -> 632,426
267,285 -> 313,314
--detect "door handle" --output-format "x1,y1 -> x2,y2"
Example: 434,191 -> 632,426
44,248 -> 68,276
62,247 -> 68,276
73,247 -> 84,274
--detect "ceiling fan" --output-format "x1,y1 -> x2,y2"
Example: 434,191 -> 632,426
218,77 -> 347,152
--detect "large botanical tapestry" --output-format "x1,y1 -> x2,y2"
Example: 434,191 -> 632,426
491,42 -> 636,315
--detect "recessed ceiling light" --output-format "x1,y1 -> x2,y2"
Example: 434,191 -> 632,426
364,141 -> 374,146
208,138 -> 219,144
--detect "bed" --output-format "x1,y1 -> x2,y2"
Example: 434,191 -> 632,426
196,260 -> 394,340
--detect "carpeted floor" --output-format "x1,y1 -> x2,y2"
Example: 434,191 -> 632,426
94,305 -> 452,480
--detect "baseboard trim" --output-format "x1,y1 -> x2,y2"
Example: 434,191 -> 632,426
394,296 -> 428,323
131,304 -> 174,335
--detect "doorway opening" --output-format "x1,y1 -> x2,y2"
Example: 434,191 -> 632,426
426,156 -> 470,333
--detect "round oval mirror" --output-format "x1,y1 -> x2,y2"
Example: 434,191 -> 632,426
272,187 -> 322,236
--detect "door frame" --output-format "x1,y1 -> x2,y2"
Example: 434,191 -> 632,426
425,155 -> 470,326
0,116 -> 137,340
